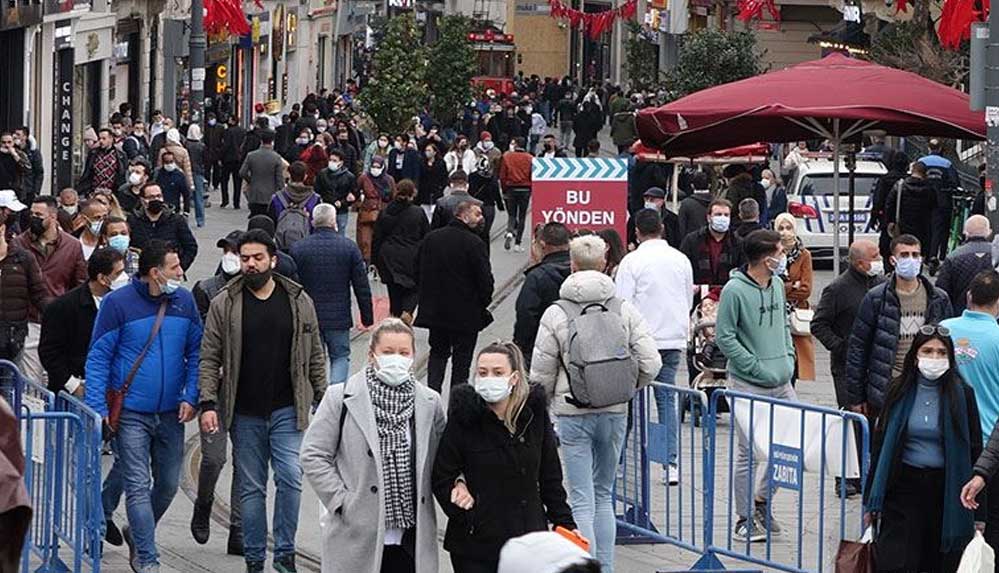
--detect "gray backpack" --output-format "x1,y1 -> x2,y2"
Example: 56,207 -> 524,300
275,191 -> 312,251
554,298 -> 640,408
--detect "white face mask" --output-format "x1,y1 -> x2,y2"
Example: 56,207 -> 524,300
370,167 -> 384,177
163,163 -> 177,172
329,160 -> 343,171
644,202 -> 658,210
221,252 -> 241,275
710,215 -> 730,233
374,353 -> 414,387
109,272 -> 130,291
129,172 -> 144,186
482,141 -> 494,151
918,356 -> 950,381
62,204 -> 78,216
475,375 -> 513,403
867,259 -> 884,277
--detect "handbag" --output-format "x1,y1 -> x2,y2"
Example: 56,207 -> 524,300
835,527 -> 875,573
105,300 -> 168,433
790,308 -> 814,336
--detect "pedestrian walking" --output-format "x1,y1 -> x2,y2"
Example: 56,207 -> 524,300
154,151 -> 191,216
530,234 -> 660,573
268,161 -> 322,251
867,328 -> 982,573
204,113 -> 225,195
846,234 -> 952,419
469,156 -> 505,238
873,152 -> 910,262
812,239 -> 884,497
416,201 -> 494,393
373,181 -> 429,323
626,188 -> 681,249
300,318 -> 446,573
418,143 -> 449,222
246,215 -> 299,281
679,198 -> 745,288
572,102 -> 601,158
920,139 -> 961,267
117,159 -> 151,214
192,230 -> 243,319
513,222 -> 571,366
935,215 -> 994,316
158,129 -> 194,193
0,211 -> 47,365
616,210 -> 693,486
556,94 -> 576,151
220,115 -> 246,209
357,156 -> 395,265
715,230 -> 796,542
291,204 -> 374,385
77,198 -> 109,260
388,134 -> 422,184
12,127 -> 43,203
239,130 -> 285,218
126,184 -> 199,271
774,213 -> 816,383
444,136 -> 477,177
677,171 -> 713,240
431,171 -> 488,244
885,162 -> 936,261
78,128 -> 127,196
721,164 -> 766,217
184,124 -> 207,227
84,240 -> 201,573
499,137 -> 533,252
433,342 -> 577,573
760,170 -> 786,226
198,229 -> 327,573
104,216 -> 140,275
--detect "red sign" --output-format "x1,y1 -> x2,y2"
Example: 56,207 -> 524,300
532,180 -> 628,238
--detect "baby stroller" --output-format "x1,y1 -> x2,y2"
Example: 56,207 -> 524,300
682,288 -> 729,426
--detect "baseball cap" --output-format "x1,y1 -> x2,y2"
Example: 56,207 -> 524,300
498,532 -> 591,573
216,230 -> 243,250
643,187 -> 667,199
0,190 -> 26,212
480,131 -> 493,142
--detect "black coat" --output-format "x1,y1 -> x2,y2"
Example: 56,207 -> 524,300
432,384 -> 576,561
38,283 -> 98,393
127,209 -> 199,271
812,266 -> 883,380
221,125 -> 247,164
845,275 -> 953,411
417,158 -> 448,206
934,238 -> 994,316
415,220 -> 494,332
372,199 -> 430,289
513,250 -> 571,363
678,193 -> 712,240
626,206 -> 681,249
724,174 -> 766,216
314,167 -> 357,208
679,227 -> 745,287
886,177 -> 937,257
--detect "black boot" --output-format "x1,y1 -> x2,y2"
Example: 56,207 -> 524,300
191,499 -> 212,544
104,517 -> 123,546
227,526 -> 244,557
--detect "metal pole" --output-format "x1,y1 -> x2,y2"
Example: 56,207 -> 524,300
832,119 -> 841,276
189,0 -> 206,123
986,5 -> 999,202
848,155 -> 856,246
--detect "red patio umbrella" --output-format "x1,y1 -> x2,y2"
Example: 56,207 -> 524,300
636,53 -> 985,273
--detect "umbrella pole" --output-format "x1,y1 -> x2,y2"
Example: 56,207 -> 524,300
832,120 -> 841,276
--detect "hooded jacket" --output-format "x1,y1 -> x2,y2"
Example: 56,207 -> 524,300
886,176 -> 936,252
723,174 -> 766,216
529,270 -> 661,417
432,384 -> 576,561
715,268 -> 795,388
513,250 -> 571,363
268,182 -> 321,228
678,191 -> 712,240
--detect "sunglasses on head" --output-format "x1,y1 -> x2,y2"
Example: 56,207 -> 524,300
919,325 -> 950,337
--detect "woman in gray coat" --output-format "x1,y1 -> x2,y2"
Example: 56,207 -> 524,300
301,318 -> 446,573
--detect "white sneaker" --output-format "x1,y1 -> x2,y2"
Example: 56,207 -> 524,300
663,465 -> 679,486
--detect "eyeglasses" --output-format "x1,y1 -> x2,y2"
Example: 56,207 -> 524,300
919,325 -> 950,336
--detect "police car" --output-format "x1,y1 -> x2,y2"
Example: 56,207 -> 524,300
785,157 -> 887,261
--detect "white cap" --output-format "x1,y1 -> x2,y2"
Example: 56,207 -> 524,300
498,532 -> 591,573
0,190 -> 26,212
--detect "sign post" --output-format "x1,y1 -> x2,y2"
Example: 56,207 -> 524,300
52,20 -> 74,194
531,158 -> 629,238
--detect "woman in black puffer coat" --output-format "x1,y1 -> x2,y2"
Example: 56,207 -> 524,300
372,179 -> 429,321
432,342 -> 576,573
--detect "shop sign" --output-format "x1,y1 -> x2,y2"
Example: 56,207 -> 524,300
52,33 -> 74,193
272,4 -> 284,61
286,8 -> 298,51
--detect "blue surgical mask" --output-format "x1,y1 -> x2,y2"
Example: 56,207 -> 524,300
768,255 -> 788,276
160,277 -> 181,295
108,234 -> 130,253
895,256 -> 922,280
710,215 -> 730,233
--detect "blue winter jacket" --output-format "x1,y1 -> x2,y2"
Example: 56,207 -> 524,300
290,228 -> 374,331
85,277 -> 202,416
845,274 -> 952,412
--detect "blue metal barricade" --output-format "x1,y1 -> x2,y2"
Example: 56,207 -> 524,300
700,389 -> 870,573
616,382 -> 710,557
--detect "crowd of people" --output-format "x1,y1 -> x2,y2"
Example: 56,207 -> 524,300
5,75 -> 999,573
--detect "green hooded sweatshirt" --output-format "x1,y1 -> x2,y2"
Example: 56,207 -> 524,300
715,268 -> 795,388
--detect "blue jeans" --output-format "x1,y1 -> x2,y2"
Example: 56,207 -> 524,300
192,174 -> 206,227
117,409 -> 185,567
336,210 -> 349,236
322,328 -> 351,385
102,456 -> 124,521
232,406 -> 304,563
558,413 -> 628,573
654,349 -> 682,468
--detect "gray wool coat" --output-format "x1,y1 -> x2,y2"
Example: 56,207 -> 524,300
300,370 -> 446,573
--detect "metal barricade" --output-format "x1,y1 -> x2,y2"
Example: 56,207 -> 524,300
616,382 -> 710,557
701,389 -> 870,573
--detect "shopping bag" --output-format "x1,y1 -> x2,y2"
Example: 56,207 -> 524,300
957,531 -> 995,573
835,527 -> 875,573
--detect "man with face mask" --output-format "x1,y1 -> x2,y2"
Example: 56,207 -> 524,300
626,187 -> 681,249
12,127 -> 43,202
117,160 -> 151,214
126,184 -> 199,271
679,198 -> 745,288
84,239 -> 201,573
474,131 -> 503,178
198,229 -> 327,573
846,234 -> 953,420
78,128 -> 128,196
715,230 -> 798,542
416,201 -> 495,393
430,171 -> 490,245
56,188 -> 85,234
0,132 -> 32,211
314,149 -> 357,235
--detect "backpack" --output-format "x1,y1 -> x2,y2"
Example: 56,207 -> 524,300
275,191 -> 312,251
553,298 -> 640,408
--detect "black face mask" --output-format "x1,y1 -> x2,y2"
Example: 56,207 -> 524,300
243,269 -> 272,291
29,216 -> 46,236
146,200 -> 164,215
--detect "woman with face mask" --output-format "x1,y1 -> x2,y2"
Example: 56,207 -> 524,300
432,342 -> 577,573
301,318 -> 445,573
865,328 -> 984,573
773,213 -> 815,383
357,157 -> 397,266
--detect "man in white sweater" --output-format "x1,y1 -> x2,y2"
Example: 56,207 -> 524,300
616,208 -> 694,485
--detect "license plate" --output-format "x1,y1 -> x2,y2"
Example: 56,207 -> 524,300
826,212 -> 868,223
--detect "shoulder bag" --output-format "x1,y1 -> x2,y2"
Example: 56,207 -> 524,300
105,300 -> 168,432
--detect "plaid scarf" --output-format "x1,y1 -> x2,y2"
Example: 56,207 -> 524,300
92,149 -> 119,189
365,365 -> 416,530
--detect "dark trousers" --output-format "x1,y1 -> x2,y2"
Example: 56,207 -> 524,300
248,203 -> 269,218
482,204 -> 496,238
387,283 -> 419,317
451,554 -> 499,573
931,208 -> 954,261
381,546 -> 415,573
504,188 -> 531,245
985,476 -> 999,572
427,328 -> 478,393
877,465 -> 963,573
221,161 -> 242,207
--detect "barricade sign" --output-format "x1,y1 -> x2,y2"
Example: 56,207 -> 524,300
770,444 -> 803,491
531,158 -> 629,237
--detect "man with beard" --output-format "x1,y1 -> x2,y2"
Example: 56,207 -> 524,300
126,184 -> 199,271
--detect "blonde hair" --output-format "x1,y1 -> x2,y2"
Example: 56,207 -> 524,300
774,213 -> 796,235
476,342 -> 529,435
569,235 -> 607,272
369,318 -> 416,353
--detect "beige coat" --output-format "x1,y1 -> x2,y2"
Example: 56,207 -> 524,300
300,371 -> 445,573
